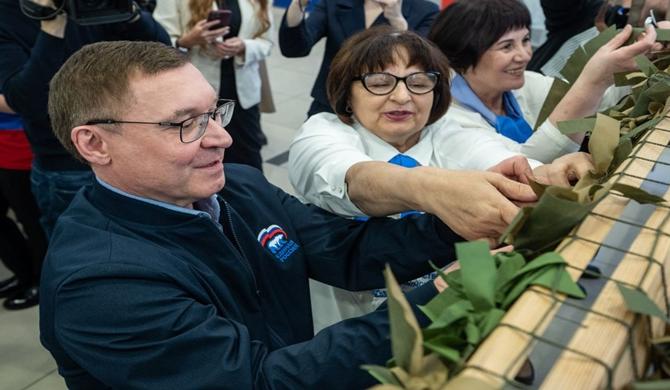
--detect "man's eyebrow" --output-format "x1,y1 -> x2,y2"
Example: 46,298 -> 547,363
168,97 -> 219,120
172,107 -> 200,119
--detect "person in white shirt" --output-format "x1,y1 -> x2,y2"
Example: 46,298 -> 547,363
288,26 -> 594,332
427,0 -> 656,164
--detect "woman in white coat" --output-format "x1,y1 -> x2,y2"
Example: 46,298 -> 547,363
427,0 -> 656,165
154,0 -> 273,170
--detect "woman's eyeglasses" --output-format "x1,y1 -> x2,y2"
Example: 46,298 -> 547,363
86,99 -> 236,144
354,71 -> 440,96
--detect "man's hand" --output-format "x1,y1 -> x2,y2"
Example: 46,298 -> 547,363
487,155 -> 533,185
532,152 -> 594,187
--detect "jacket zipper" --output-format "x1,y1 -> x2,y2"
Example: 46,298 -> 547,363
221,200 -> 261,297
220,199 -> 286,346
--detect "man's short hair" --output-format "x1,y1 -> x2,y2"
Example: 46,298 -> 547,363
48,41 -> 189,160
428,0 -> 531,74
327,25 -> 451,127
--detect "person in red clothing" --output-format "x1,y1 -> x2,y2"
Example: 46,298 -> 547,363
0,93 -> 47,310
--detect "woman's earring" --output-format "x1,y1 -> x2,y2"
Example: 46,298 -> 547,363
345,103 -> 352,113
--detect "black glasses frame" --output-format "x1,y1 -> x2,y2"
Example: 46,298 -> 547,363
353,71 -> 440,96
85,99 -> 236,144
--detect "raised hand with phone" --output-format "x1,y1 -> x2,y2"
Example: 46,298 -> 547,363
175,18 -> 230,49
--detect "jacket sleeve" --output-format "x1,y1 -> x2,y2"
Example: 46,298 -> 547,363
431,113 -> 544,170
53,263 -> 438,389
278,0 -> 328,57
407,0 -> 439,37
270,181 -> 462,291
288,113 -> 373,216
239,6 -> 274,67
151,0 -> 184,45
1,31 -> 65,123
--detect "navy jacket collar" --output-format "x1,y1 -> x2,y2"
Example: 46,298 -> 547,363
86,180 -> 216,227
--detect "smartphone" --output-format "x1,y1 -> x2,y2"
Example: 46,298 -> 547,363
207,9 -> 232,30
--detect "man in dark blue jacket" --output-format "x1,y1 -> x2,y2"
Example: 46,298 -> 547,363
40,40 -> 462,389
0,0 -> 170,243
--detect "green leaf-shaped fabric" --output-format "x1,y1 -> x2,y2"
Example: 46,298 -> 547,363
457,241 -> 497,311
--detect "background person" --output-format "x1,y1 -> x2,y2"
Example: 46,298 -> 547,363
40,40 -> 464,389
0,93 -> 46,310
278,0 -> 438,117
427,0 -> 656,164
527,0 -> 605,74
154,0 -> 273,171
0,0 -> 170,238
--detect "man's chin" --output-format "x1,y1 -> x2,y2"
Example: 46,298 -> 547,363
214,173 -> 226,193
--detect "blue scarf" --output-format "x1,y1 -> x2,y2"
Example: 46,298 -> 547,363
451,74 -> 533,143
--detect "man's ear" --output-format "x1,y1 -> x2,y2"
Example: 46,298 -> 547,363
71,125 -> 112,166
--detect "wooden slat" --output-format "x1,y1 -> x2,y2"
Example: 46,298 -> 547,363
457,118 -> 670,389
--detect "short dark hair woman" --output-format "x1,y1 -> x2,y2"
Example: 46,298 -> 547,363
428,0 -> 657,164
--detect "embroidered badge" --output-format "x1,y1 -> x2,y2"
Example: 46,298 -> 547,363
257,224 -> 299,262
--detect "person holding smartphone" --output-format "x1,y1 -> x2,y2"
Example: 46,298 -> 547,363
279,0 -> 439,117
154,0 -> 273,171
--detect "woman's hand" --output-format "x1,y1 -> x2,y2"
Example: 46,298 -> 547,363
411,168 -> 537,243
286,0 -> 309,27
374,0 -> 408,31
211,37 -> 246,59
532,152 -> 594,187
177,19 -> 230,49
580,24 -> 657,88
548,25 -> 656,144
650,20 -> 670,52
487,155 -> 533,185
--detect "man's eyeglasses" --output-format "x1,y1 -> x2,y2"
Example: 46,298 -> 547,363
86,100 -> 236,143
353,71 -> 440,96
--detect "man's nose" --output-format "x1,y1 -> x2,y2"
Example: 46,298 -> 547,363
202,118 -> 233,149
